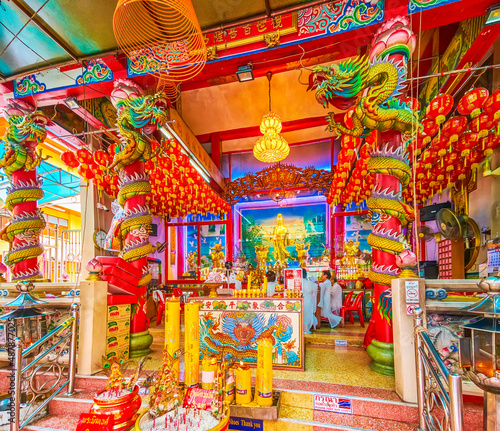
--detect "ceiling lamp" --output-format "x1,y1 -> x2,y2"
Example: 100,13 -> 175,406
113,0 -> 207,83
254,132 -> 290,163
253,72 -> 289,163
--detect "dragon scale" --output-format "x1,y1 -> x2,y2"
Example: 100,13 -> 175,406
0,101 -> 48,281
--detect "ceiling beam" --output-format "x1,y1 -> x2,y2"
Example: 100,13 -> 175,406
10,0 -> 79,62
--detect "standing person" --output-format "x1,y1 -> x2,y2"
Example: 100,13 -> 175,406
302,268 -> 318,333
266,270 -> 277,297
331,276 -> 344,327
317,270 -> 342,329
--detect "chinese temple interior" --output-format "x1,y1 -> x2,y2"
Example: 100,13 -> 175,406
1,0 -> 500,430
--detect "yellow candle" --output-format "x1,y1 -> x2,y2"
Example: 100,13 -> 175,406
201,356 -> 217,390
247,273 -> 252,289
263,276 -> 268,295
225,367 -> 235,404
235,362 -> 252,405
165,296 -> 180,379
184,302 -> 200,388
255,338 -> 273,406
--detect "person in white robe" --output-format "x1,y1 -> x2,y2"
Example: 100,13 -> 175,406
302,268 -> 318,333
317,270 -> 342,329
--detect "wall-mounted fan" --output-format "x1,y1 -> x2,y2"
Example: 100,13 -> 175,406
436,208 -> 480,270
417,225 -> 441,243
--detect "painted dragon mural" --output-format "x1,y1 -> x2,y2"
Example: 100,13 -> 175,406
200,310 -> 299,366
308,16 -> 418,375
0,100 -> 48,281
110,80 -> 169,356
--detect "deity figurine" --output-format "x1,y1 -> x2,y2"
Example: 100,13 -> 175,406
272,213 -> 293,268
255,244 -> 269,271
295,242 -> 310,268
187,251 -> 197,272
210,243 -> 226,269
341,239 -> 360,267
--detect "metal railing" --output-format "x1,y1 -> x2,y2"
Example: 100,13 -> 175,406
414,308 -> 464,431
9,303 -> 79,431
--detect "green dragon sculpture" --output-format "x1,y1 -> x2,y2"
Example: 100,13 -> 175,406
109,80 -> 169,171
308,56 -> 419,137
0,100 -> 48,281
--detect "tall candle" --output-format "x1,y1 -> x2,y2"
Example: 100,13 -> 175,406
225,367 -> 235,404
235,362 -> 252,405
165,296 -> 180,379
201,356 -> 217,390
255,338 -> 273,406
263,276 -> 268,296
247,273 -> 252,289
184,302 -> 200,387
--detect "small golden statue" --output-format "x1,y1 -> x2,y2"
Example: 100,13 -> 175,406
255,244 -> 269,271
295,242 -> 310,268
341,239 -> 360,267
210,243 -> 226,269
272,213 -> 294,268
187,251 -> 197,271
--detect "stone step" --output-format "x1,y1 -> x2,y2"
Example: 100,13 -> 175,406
23,414 -> 81,431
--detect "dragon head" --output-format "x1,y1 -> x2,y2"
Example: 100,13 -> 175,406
112,80 -> 168,134
308,56 -> 370,111
3,100 -> 48,146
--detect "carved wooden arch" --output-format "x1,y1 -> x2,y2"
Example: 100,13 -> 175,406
224,163 -> 335,205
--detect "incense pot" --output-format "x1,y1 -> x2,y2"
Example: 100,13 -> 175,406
91,385 -> 141,431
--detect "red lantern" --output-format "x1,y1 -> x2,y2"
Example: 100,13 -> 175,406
430,136 -> 449,157
421,147 -> 439,169
422,118 -> 439,140
61,151 -> 79,168
444,152 -> 461,172
484,90 -> 500,121
426,93 -> 453,124
93,150 -> 111,167
76,148 -> 92,165
457,87 -> 490,118
469,112 -> 494,138
480,132 -> 500,157
456,131 -> 479,162
441,116 -> 467,144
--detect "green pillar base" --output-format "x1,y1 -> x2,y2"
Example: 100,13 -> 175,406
366,339 -> 394,376
129,330 -> 153,358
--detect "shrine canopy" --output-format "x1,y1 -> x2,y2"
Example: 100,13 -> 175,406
61,139 -> 230,220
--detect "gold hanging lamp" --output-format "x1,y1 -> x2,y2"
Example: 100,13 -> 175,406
253,71 -> 289,163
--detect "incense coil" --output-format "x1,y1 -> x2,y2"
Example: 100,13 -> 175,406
113,0 -> 207,83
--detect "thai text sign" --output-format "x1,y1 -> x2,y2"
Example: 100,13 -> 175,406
313,395 -> 353,414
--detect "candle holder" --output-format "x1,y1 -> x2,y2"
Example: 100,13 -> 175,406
205,283 -> 222,298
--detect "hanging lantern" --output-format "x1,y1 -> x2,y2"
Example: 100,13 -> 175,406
457,87 -> 490,118
469,113 -> 494,138
444,151 -> 461,172
426,93 -> 453,124
421,147 -> 439,169
442,116 -> 468,144
403,97 -> 420,112
61,151 -> 80,169
430,136 -> 450,157
422,118 -> 440,140
456,131 -> 479,163
76,148 -> 93,165
480,132 -> 500,157
260,112 -> 282,134
483,90 -> 500,121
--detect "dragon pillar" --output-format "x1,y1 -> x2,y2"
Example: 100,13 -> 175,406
308,17 -> 417,375
0,101 -> 47,282
110,80 -> 168,357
